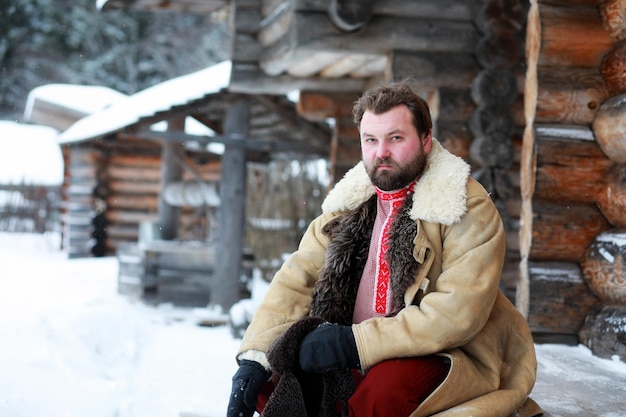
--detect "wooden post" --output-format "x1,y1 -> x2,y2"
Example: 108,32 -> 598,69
157,116 -> 185,240
212,98 -> 250,310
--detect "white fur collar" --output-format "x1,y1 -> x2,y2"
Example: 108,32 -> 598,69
321,139 -> 471,225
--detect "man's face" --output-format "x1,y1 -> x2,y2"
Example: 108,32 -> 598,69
360,104 -> 432,191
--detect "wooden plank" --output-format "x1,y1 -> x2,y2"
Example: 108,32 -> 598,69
533,128 -> 613,203
530,200 -> 611,262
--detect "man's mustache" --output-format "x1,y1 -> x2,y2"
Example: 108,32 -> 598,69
374,158 -> 397,169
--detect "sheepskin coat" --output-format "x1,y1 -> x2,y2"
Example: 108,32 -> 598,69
238,140 -> 540,417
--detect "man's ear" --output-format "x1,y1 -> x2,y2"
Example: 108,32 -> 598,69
422,130 -> 433,153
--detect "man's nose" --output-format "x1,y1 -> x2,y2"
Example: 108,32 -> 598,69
376,142 -> 391,159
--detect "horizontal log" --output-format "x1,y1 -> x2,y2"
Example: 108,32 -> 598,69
538,3 -> 613,68
271,0 -> 483,21
108,166 -> 161,181
107,210 -> 158,225
389,51 -> 480,90
536,66 -> 610,125
107,194 -> 159,211
109,180 -> 162,195
530,200 -> 611,262
109,154 -> 161,168
526,261 -> 600,337
533,127 -> 613,203
260,13 -> 479,76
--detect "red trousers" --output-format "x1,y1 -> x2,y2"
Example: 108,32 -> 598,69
257,355 -> 450,417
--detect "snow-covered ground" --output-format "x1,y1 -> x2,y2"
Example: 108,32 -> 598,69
1,232 -> 625,417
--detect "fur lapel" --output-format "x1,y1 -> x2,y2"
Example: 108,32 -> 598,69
321,139 -> 471,226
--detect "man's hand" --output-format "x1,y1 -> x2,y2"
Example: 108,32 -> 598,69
227,359 -> 271,417
298,323 -> 360,373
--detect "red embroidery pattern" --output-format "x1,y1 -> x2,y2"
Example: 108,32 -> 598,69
374,183 -> 415,314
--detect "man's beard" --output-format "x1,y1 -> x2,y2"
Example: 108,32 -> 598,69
366,152 -> 427,191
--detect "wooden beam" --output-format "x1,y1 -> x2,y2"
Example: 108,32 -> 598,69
157,117 -> 185,240
259,13 -> 479,76
212,98 -> 250,310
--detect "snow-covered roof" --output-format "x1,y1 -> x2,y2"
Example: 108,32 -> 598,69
24,84 -> 128,123
0,121 -> 64,186
57,61 -> 232,145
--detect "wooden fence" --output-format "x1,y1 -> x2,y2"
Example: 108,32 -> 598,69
0,183 -> 61,234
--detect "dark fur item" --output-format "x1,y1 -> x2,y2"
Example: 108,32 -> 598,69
264,316 -> 324,417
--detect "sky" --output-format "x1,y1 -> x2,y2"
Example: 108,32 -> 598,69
1,231 -> 626,417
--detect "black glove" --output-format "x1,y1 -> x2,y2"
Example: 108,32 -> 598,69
298,323 -> 360,373
227,359 -> 271,417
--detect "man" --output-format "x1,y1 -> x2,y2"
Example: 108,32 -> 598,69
227,82 -> 540,417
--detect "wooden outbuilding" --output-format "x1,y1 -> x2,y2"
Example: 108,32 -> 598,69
55,61 -> 331,307
97,0 -> 626,359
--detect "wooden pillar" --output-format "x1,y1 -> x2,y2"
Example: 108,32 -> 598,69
212,98 -> 250,310
157,116 -> 185,240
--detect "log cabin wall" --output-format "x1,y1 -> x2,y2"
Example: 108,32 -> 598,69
61,137 -> 221,258
520,0 -> 624,347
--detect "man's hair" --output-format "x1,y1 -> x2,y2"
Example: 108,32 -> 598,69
352,82 -> 433,136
